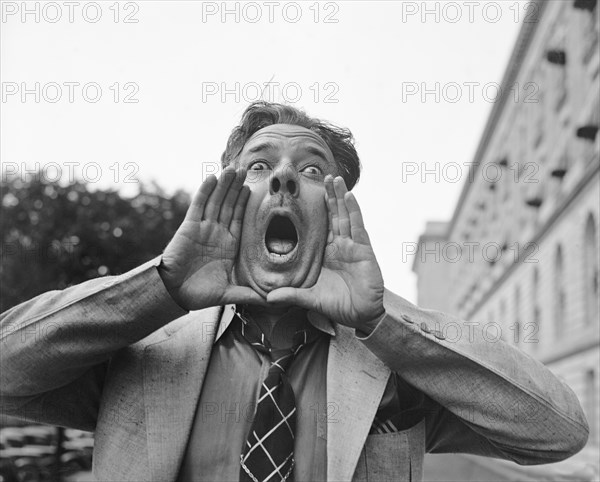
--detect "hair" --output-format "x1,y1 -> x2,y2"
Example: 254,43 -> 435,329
221,101 -> 361,190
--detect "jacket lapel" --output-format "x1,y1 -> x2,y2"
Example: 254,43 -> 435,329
143,307 -> 222,482
326,325 -> 391,481
142,308 -> 390,481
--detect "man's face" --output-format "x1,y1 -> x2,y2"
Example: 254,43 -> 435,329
233,124 -> 339,297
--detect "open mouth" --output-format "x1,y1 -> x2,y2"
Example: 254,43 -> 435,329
265,215 -> 298,256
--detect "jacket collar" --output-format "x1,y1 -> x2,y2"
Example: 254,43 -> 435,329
215,304 -> 336,342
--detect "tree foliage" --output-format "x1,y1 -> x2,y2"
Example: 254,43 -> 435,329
1,175 -> 190,312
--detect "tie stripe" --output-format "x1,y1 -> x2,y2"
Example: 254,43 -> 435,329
370,416 -> 399,434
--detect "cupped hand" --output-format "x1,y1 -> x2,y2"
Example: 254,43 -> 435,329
266,176 -> 385,331
159,167 -> 266,311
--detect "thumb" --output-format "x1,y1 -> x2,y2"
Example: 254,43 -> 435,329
223,286 -> 267,307
267,287 -> 316,311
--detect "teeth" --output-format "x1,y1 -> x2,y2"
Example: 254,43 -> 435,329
266,238 -> 295,255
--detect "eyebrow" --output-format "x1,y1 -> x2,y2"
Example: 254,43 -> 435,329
304,146 -> 330,163
247,142 -> 278,154
246,140 -> 330,163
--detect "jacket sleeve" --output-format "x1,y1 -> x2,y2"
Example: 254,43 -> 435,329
358,288 -> 589,465
0,257 -> 187,430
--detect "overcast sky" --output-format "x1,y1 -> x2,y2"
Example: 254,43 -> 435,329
1,1 -> 527,302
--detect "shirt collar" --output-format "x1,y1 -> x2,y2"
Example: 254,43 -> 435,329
215,304 -> 336,343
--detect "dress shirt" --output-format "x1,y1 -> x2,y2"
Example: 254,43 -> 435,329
177,305 -> 335,482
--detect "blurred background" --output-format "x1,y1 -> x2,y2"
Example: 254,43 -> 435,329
0,179 -> 190,481
1,0 -> 599,481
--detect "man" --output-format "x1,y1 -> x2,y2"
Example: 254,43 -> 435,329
0,102 -> 589,482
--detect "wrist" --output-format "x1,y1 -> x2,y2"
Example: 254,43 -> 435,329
357,308 -> 386,336
157,258 -> 188,311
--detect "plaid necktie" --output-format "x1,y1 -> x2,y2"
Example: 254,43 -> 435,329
236,309 -> 316,482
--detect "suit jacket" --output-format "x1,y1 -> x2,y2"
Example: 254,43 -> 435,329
0,257 -> 589,481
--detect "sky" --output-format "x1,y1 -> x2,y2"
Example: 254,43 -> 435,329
1,0 -> 526,303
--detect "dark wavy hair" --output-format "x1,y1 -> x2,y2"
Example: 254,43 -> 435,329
221,101 -> 361,190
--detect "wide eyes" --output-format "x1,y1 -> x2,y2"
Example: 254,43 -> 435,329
301,165 -> 323,177
246,161 -> 324,180
249,160 -> 271,171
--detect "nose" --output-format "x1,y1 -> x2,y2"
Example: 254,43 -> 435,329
270,165 -> 299,197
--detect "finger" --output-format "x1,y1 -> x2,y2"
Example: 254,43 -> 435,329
344,192 -> 371,245
333,176 -> 351,238
325,193 -> 333,244
325,175 -> 339,237
223,286 -> 267,307
203,167 -> 236,221
184,175 -> 218,223
219,168 -> 247,226
266,287 -> 317,311
230,185 -> 251,238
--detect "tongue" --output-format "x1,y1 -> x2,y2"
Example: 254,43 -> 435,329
266,238 -> 295,255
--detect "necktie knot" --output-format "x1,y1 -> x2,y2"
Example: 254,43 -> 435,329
236,309 -> 316,367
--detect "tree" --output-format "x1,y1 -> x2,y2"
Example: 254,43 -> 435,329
1,175 -> 190,313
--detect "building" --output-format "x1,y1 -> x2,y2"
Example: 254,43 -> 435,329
413,1 -> 599,480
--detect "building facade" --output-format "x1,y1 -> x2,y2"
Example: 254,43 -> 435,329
414,1 -> 599,479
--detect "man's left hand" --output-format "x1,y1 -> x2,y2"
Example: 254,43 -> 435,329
267,175 -> 385,332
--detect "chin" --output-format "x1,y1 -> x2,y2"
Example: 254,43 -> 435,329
239,268 -> 301,296
255,273 -> 294,295
235,258 -> 321,298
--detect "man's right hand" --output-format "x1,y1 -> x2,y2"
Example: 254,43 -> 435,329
158,167 -> 265,311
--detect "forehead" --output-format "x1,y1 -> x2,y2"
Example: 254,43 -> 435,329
241,124 -> 335,162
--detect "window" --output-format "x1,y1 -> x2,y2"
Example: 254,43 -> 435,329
554,245 -> 566,337
518,113 -> 528,170
582,2 -> 599,64
584,214 -> 599,325
532,268 -> 541,350
531,65 -> 546,149
585,369 -> 597,443
514,286 -> 522,346
548,20 -> 568,111
486,310 -> 497,340
500,299 -> 507,342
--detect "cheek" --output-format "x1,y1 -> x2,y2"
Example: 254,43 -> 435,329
303,191 -> 329,241
241,180 -> 268,226
244,171 -> 271,191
